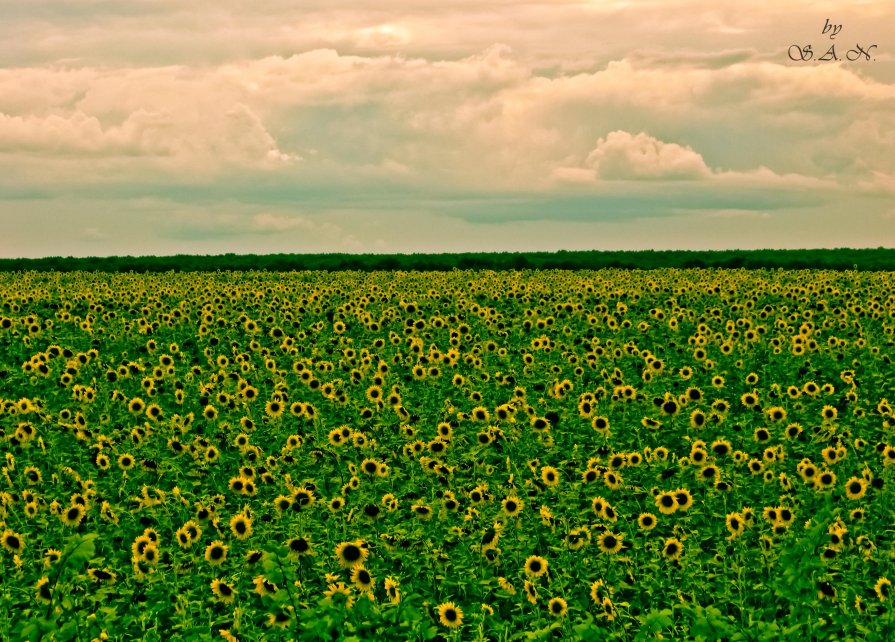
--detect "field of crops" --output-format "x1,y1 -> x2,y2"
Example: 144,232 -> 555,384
1,269 -> 893,641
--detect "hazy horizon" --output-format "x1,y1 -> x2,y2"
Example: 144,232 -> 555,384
2,1 -> 894,258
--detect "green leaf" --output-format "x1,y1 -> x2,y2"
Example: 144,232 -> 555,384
65,532 -> 98,565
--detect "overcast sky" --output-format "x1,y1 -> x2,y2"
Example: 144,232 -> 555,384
1,0 -> 893,257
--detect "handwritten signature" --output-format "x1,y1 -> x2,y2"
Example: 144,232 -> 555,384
788,19 -> 877,62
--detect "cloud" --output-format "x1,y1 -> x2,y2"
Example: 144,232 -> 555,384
81,226 -> 110,240
702,208 -> 771,219
585,130 -> 711,180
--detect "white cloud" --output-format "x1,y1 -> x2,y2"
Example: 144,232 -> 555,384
585,130 -> 711,180
703,208 -> 771,219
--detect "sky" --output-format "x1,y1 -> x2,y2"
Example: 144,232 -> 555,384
1,0 -> 893,257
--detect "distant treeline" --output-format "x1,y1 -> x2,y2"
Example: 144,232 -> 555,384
1,248 -> 894,272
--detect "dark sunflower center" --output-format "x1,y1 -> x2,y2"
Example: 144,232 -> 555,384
292,538 -> 309,552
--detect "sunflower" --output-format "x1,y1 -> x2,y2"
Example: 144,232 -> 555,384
597,531 -> 623,555
674,489 -> 694,512
286,536 -> 312,560
437,601 -> 464,628
656,491 -> 677,515
228,514 -> 252,540
139,543 -> 159,565
524,555 -> 549,578
591,415 -> 610,435
726,513 -> 745,539
662,537 -> 683,562
205,541 -> 229,566
273,494 -> 292,512
600,597 -> 617,621
35,577 -> 52,604
323,580 -> 353,608
817,580 -> 836,601
589,579 -> 607,605
524,580 -> 538,604
265,399 -> 285,420
208,578 -> 237,603
335,540 -> 368,568
351,566 -> 375,593
541,466 -> 560,487
254,575 -> 279,598
118,453 -> 135,471
502,496 -> 523,517
384,576 -> 401,604
60,504 -> 85,527
266,610 -> 292,629
22,466 -> 42,485
874,577 -> 891,602
604,471 -> 623,490
44,548 -> 62,568
548,597 -> 568,618
844,476 -> 867,500
637,513 -> 657,531
817,470 -> 837,490
1,530 -> 24,554
87,568 -> 116,584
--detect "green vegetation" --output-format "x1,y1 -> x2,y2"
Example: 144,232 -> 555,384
1,269 -> 894,640
1,247 -> 894,272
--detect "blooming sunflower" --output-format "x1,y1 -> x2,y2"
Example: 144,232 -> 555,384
335,540 -> 368,568
875,577 -> 891,602
638,513 -> 657,531
384,576 -> 401,604
266,610 -> 292,629
286,536 -> 312,560
502,496 -> 524,517
597,531 -> 623,555
548,597 -> 568,618
524,555 -> 549,578
437,601 -> 464,628
35,577 -> 52,604
1,530 -> 25,554
656,491 -> 677,515
60,504 -> 85,527
210,579 -> 236,604
541,466 -> 560,487
204,541 -> 228,566
351,566 -> 375,593
662,537 -> 683,562
230,514 -> 253,540
86,568 -> 116,584
844,476 -> 867,500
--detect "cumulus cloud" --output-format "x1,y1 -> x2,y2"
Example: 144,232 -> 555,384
585,130 -> 711,180
0,0 -> 893,256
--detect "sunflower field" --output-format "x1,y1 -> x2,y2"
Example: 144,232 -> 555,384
0,269 -> 893,641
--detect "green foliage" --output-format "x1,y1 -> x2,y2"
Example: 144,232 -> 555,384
1,247 -> 895,272
1,268 -> 895,640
